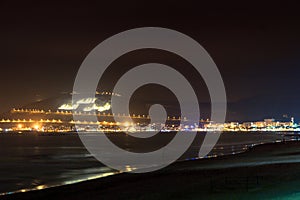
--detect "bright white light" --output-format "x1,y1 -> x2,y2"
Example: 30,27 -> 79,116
76,98 -> 97,104
59,99 -> 110,112
58,103 -> 79,110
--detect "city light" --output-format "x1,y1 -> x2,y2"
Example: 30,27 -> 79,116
124,122 -> 130,127
1,107 -> 300,133
33,124 -> 40,130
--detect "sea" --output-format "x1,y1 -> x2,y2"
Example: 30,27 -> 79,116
0,131 -> 286,195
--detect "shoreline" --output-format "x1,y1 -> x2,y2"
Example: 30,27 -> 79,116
3,140 -> 300,199
0,133 -> 285,197
0,131 -> 284,196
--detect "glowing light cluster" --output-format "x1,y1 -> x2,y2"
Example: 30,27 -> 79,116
58,103 -> 79,110
83,102 -> 111,112
58,98 -> 111,112
76,98 -> 97,104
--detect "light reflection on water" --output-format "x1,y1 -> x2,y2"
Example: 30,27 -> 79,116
0,132 -> 288,196
1,171 -> 119,196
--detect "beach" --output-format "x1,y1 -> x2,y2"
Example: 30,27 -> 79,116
3,139 -> 300,199
0,132 -> 283,194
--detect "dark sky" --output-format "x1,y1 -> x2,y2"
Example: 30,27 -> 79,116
1,1 -> 300,121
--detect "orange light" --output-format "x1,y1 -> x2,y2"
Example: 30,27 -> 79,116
33,124 -> 40,130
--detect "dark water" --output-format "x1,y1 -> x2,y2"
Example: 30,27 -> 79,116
0,132 -> 283,195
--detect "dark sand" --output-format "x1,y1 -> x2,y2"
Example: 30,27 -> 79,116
3,140 -> 300,199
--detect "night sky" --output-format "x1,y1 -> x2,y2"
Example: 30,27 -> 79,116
1,1 -> 300,121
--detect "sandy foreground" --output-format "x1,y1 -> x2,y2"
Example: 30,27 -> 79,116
3,140 -> 300,200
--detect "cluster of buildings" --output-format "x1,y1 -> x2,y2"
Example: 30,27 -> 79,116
206,118 -> 299,132
0,107 -> 298,133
